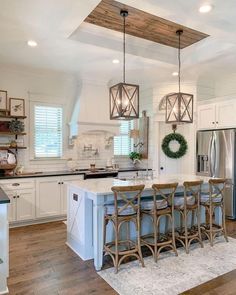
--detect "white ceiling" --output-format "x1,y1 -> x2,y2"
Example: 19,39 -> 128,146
0,0 -> 236,84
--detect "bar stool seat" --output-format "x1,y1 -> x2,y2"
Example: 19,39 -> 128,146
174,195 -> 195,209
200,193 -> 222,204
141,199 -> 168,211
105,202 -> 137,216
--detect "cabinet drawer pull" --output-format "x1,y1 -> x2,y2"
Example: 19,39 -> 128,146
12,183 -> 20,186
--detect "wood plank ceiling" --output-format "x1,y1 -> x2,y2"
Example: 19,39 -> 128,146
84,0 -> 209,49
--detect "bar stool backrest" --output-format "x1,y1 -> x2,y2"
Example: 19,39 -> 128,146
209,179 -> 226,203
111,185 -> 145,216
183,181 -> 203,205
151,183 -> 178,210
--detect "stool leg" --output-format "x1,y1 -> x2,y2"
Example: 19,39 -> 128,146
114,218 -> 119,273
153,213 -> 158,263
197,207 -> 204,248
137,214 -> 144,267
184,209 -> 189,254
209,204 -> 213,247
222,205 -> 229,242
170,214 -> 178,256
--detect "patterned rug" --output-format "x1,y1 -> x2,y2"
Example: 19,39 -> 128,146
98,237 -> 236,295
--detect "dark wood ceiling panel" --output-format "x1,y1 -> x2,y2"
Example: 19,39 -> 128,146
84,0 -> 209,49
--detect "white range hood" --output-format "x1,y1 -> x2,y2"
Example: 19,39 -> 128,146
69,80 -> 120,138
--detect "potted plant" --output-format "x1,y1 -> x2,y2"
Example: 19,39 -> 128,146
129,151 -> 142,166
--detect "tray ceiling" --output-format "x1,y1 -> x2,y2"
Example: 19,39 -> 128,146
84,0 -> 209,49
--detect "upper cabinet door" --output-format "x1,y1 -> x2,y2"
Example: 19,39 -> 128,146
216,101 -> 236,129
197,104 -> 216,130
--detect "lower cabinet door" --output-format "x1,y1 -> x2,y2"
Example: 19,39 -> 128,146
16,189 -> 35,221
6,192 -> 17,222
36,178 -> 61,218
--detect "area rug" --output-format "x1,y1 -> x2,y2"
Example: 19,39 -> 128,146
98,237 -> 236,295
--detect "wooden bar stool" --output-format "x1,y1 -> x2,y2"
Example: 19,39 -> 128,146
103,185 -> 145,273
141,183 -> 178,262
175,181 -> 203,254
201,178 -> 228,246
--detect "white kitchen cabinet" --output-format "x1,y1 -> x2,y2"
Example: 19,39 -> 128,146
197,104 -> 216,130
36,175 -> 84,218
16,189 -> 35,221
36,177 -> 61,218
6,192 -> 16,222
198,100 -> 236,130
216,101 -> 236,129
0,179 -> 36,222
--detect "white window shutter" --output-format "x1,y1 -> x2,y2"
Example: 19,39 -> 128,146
114,121 -> 134,156
34,105 -> 63,158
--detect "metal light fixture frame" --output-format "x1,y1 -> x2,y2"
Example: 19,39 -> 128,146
165,30 -> 193,124
110,10 -> 139,120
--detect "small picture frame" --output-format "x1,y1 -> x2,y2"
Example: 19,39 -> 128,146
0,90 -> 7,112
9,98 -> 25,117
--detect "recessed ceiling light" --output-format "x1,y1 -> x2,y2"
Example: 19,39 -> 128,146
172,72 -> 179,76
27,40 -> 38,47
199,4 -> 212,13
112,59 -> 120,64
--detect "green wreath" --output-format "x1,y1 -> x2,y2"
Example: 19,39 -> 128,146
161,133 -> 188,159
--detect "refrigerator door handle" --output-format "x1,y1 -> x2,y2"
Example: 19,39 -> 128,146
208,133 -> 214,177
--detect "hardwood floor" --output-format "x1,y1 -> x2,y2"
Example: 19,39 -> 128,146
8,222 -> 116,295
8,220 -> 236,295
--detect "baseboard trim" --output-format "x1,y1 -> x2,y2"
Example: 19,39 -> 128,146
9,216 -> 67,228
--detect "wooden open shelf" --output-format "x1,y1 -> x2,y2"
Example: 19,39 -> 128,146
0,115 -> 27,119
0,132 -> 26,136
0,146 -> 27,150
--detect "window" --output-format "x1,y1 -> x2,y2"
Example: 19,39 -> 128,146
34,104 -> 63,158
114,120 -> 134,156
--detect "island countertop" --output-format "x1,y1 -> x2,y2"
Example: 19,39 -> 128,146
67,174 -> 211,195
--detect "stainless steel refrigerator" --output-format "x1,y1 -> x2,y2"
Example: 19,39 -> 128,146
196,129 -> 236,219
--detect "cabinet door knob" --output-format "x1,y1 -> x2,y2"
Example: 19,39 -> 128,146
13,196 -> 16,199
160,167 -> 164,170
216,121 -> 219,124
61,182 -> 64,185
212,122 -> 214,124
17,195 -> 20,198
58,182 -> 61,185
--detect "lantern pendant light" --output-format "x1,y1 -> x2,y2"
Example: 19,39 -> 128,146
165,30 -> 193,124
109,10 -> 139,120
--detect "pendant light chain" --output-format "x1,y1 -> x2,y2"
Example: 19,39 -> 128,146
178,31 -> 181,93
123,13 -> 126,83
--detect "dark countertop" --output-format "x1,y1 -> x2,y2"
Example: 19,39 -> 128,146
0,187 -> 10,204
0,167 -> 152,180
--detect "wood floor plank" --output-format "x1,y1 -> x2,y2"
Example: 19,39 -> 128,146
8,220 -> 236,295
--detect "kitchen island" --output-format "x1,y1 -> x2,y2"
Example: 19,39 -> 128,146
66,175 -> 221,271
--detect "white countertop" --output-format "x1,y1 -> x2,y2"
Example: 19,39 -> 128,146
67,174 -> 210,195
